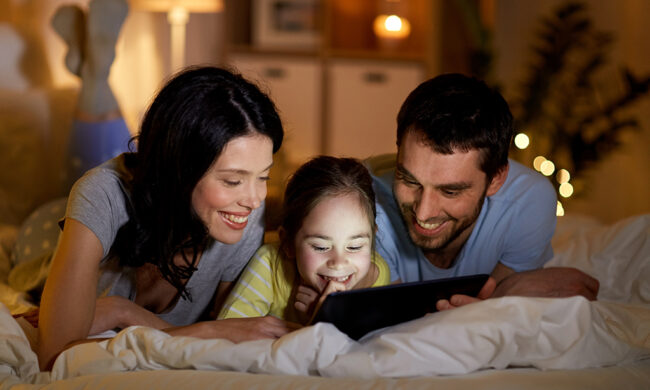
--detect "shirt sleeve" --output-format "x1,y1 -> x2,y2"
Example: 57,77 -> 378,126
65,166 -> 130,257
371,251 -> 392,287
499,175 -> 557,272
218,244 -> 275,319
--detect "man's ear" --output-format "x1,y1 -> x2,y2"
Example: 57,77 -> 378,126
486,163 -> 509,197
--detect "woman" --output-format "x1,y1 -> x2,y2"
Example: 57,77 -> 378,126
37,66 -> 294,371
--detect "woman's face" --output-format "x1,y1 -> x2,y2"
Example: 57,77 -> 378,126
192,134 -> 274,244
294,193 -> 373,293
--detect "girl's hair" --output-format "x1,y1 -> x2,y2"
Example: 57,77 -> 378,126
110,66 -> 283,300
278,156 -> 377,261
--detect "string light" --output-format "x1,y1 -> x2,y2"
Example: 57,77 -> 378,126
540,160 -> 555,176
556,169 -> 570,184
524,142 -> 574,212
559,182 -> 574,198
514,133 -> 530,149
533,156 -> 546,171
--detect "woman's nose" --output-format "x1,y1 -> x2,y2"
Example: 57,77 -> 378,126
240,182 -> 265,209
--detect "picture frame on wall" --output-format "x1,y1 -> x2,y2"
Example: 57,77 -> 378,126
252,0 -> 321,50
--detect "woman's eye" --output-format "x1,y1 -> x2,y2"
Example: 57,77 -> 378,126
223,180 -> 241,187
259,176 -> 271,182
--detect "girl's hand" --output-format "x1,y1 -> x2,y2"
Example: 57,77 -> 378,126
294,284 -> 320,323
294,281 -> 346,324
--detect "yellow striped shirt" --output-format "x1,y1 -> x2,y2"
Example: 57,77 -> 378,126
218,243 -> 390,323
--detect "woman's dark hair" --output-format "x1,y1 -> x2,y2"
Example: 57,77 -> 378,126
396,73 -> 513,180
111,66 -> 283,300
278,156 -> 377,262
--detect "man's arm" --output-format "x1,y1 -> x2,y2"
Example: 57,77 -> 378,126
492,267 -> 599,300
437,265 -> 599,310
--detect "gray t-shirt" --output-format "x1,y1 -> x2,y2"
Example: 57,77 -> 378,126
64,155 -> 265,326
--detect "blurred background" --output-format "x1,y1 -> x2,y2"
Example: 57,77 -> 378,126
0,0 -> 648,227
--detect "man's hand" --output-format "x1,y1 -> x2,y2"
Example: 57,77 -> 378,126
436,267 -> 599,311
492,267 -> 599,300
436,276 -> 496,311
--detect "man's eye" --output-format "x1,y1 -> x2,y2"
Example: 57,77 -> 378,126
396,172 -> 419,186
442,190 -> 459,197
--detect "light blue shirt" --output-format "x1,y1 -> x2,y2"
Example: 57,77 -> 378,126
373,159 -> 557,283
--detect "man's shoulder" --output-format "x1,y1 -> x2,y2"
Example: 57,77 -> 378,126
496,159 -> 556,203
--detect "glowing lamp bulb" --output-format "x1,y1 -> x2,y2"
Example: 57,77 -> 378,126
373,14 -> 411,39
385,15 -> 402,31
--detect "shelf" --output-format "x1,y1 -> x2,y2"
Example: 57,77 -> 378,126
224,0 -> 433,65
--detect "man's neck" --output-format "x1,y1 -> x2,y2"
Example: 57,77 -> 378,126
422,246 -> 462,269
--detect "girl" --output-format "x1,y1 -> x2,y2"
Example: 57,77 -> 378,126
37,66 -> 295,371
218,156 -> 390,324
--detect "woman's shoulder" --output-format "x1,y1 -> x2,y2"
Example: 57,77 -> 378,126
71,154 -> 132,198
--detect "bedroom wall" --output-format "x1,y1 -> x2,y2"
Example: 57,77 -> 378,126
493,0 -> 650,223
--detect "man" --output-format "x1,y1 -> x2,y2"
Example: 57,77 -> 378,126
371,73 -> 599,307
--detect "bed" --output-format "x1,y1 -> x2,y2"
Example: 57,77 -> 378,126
1,213 -> 649,389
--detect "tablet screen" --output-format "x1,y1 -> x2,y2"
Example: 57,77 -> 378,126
310,273 -> 489,340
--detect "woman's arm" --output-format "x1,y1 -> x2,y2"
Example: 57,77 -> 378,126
164,316 -> 299,342
37,219 -> 104,370
169,282 -> 300,342
90,296 -> 172,334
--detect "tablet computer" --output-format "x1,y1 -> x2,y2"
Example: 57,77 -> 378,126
310,273 -> 489,340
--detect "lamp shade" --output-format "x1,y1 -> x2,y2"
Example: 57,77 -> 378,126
129,0 -> 223,13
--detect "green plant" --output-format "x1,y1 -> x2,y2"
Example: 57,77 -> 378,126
510,1 -> 650,197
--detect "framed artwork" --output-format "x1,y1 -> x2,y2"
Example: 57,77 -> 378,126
252,0 -> 321,50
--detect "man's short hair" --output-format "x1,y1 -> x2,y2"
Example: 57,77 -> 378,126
396,73 -> 514,179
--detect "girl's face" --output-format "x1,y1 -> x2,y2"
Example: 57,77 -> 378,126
192,134 -> 273,244
295,193 -> 373,293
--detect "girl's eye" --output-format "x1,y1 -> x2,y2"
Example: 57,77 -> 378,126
347,243 -> 365,252
259,176 -> 271,182
311,245 -> 329,252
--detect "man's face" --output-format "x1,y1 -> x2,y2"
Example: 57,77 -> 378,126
393,131 -> 491,255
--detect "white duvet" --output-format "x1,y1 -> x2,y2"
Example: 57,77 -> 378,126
1,215 -> 649,384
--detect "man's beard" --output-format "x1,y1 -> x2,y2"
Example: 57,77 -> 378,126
398,194 -> 485,254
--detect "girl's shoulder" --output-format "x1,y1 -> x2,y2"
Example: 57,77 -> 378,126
372,251 -> 391,287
